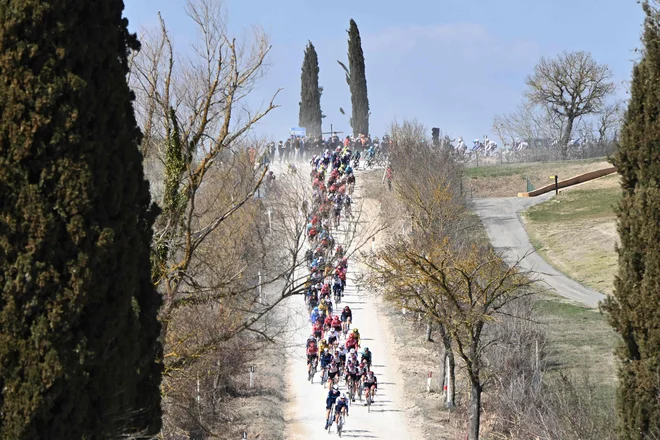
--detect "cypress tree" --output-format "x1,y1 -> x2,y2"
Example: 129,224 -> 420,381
0,1 -> 162,438
347,19 -> 370,137
299,41 -> 322,137
603,2 -> 660,438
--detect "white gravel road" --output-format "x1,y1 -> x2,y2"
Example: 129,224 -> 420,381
284,174 -> 415,440
471,194 -> 606,308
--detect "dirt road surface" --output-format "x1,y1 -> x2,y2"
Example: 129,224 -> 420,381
472,195 -> 605,308
284,173 -> 416,439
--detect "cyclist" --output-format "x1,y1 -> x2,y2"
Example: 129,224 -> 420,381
341,306 -> 352,333
320,348 -> 332,378
334,393 -> 350,425
318,338 -> 329,356
346,329 -> 359,351
356,360 -> 368,400
318,297 -> 329,316
363,370 -> 378,404
351,328 -> 361,346
325,297 -> 334,317
332,275 -> 343,299
361,347 -> 372,371
327,353 -> 340,388
312,320 -> 323,341
345,359 -> 359,401
327,327 -> 340,346
306,333 -> 317,349
306,340 -> 318,376
331,315 -> 342,333
310,306 -> 321,324
337,344 -> 347,370
336,244 -> 344,259
325,384 -> 341,429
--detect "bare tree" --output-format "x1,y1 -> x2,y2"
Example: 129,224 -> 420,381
596,100 -> 624,143
525,51 -> 616,157
493,101 -> 565,148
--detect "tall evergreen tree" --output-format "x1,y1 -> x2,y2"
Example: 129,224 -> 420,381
347,19 -> 369,137
299,41 -> 322,137
603,3 -> 660,438
0,1 -> 162,438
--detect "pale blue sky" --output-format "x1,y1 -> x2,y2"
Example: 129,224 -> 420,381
124,0 -> 644,143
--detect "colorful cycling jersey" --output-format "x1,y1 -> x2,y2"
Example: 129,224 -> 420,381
335,398 -> 349,412
320,352 -> 333,368
346,363 -> 357,375
361,350 -> 372,363
327,389 -> 341,405
328,359 -> 339,373
341,309 -> 352,321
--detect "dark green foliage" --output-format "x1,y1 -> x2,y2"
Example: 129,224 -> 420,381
299,41 -> 322,137
603,3 -> 660,438
347,19 -> 369,137
0,1 -> 162,438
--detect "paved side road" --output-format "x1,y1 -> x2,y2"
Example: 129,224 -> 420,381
471,194 -> 606,308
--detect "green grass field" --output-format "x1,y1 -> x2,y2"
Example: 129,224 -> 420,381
465,158 -> 611,198
526,186 -> 619,223
523,177 -> 620,294
534,295 -> 618,405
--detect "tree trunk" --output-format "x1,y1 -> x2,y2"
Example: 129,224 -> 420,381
468,374 -> 482,440
438,324 -> 455,407
560,116 -> 575,159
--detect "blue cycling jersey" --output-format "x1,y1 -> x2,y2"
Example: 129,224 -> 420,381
326,390 -> 341,405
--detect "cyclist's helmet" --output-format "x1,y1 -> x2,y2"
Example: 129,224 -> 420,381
333,384 -> 339,390
344,306 -> 350,310
353,328 -> 359,334
313,307 -> 319,312
368,371 -> 374,377
364,347 -> 369,352
350,348 -> 355,354
339,344 -> 345,349
324,348 -> 329,353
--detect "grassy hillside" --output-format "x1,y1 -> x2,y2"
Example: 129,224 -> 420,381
465,158 -> 611,198
522,174 -> 619,294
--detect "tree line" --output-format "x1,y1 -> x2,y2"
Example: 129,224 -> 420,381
299,19 -> 370,138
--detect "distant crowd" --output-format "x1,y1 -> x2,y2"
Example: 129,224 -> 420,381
261,133 -> 391,163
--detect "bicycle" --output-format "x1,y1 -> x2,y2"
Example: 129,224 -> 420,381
333,287 -> 341,305
321,367 -> 329,386
357,378 -> 364,402
336,410 -> 345,437
326,405 -> 335,433
346,377 -> 354,402
365,385 -> 374,412
308,358 -> 318,383
342,321 -> 350,339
